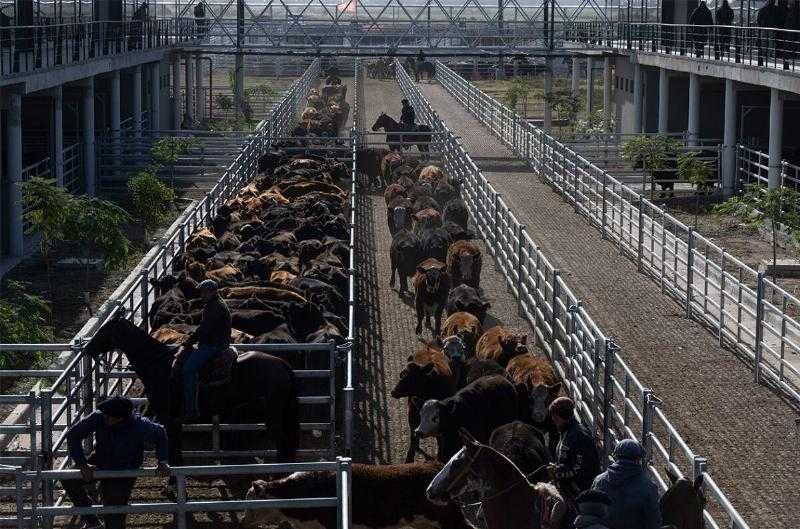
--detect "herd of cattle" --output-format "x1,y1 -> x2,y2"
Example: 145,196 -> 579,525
292,75 -> 351,138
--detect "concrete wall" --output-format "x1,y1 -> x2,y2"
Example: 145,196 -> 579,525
614,56 -> 637,133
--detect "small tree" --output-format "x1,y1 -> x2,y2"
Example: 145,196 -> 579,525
215,93 -> 233,111
677,152 -> 712,228
621,135 -> 682,199
150,136 -> 197,186
543,90 -> 581,135
127,170 -> 176,240
19,177 -> 73,310
64,196 -> 132,302
0,281 -> 53,379
503,78 -> 530,112
760,186 -> 800,282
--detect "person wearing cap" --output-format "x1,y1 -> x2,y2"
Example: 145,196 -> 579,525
574,489 -> 612,529
591,439 -> 662,529
400,99 -> 416,129
181,278 -> 232,418
63,396 -> 170,529
545,396 -> 600,526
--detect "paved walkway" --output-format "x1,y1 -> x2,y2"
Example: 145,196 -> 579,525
419,81 -> 800,529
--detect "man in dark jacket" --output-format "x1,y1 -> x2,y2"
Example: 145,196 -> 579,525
591,439 -> 662,529
400,99 -> 416,130
715,0 -> 735,58
574,489 -> 612,529
181,279 -> 232,417
63,396 -> 170,529
688,1 -> 714,57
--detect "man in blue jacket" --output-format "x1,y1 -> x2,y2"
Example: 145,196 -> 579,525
63,396 -> 170,529
591,439 -> 662,529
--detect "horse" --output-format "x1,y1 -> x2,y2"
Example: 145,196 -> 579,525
83,314 -> 300,467
372,112 -> 432,153
426,428 -> 561,529
404,57 -> 436,82
660,467 -> 706,529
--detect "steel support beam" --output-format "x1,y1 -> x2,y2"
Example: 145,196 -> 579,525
8,91 -> 24,257
632,63 -> 643,133
195,54 -> 205,123
571,57 -> 580,97
768,87 -> 784,189
658,68 -> 669,133
52,86 -> 64,187
544,59 -> 553,130
81,77 -> 96,196
111,69 -> 121,164
173,56 -> 182,130
722,79 -> 737,196
603,56 -> 612,123
185,54 -> 195,125
688,73 -> 700,146
586,57 -> 594,114
132,65 -> 143,138
151,62 -> 161,132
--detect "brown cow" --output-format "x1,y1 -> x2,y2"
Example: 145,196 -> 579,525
205,265 -> 244,286
391,343 -> 459,462
380,151 -> 404,186
242,461 -> 469,529
506,353 -> 561,424
269,270 -> 297,284
412,207 -> 442,233
186,228 -> 216,251
419,165 -> 446,186
446,239 -> 482,288
384,183 -> 405,205
413,258 -> 451,338
220,285 -> 307,304
441,311 -> 482,359
475,325 -> 528,367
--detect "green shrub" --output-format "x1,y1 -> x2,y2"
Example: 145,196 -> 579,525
0,281 -> 52,367
127,170 -> 176,235
150,137 -> 196,167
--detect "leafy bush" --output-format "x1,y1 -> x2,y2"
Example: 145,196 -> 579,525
503,78 -> 530,110
215,93 -> 233,111
0,281 -> 53,350
543,90 -> 580,126
150,137 -> 196,166
65,197 -> 132,272
127,170 -> 176,235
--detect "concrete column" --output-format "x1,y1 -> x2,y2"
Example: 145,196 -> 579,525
571,57 -> 580,97
586,57 -> 594,114
132,65 -> 143,138
8,91 -> 24,257
722,79 -> 737,196
768,88 -> 784,189
185,55 -> 195,124
234,52 -> 245,118
658,68 -> 669,133
110,69 -> 121,164
195,54 -> 204,122
172,56 -> 182,130
543,60 -> 553,131
52,86 -> 64,187
632,63 -> 643,133
151,62 -> 161,132
81,78 -> 96,196
603,56 -> 612,124
687,73 -> 700,145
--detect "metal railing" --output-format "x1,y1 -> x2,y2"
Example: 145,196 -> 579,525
435,59 -> 800,406
736,144 -> 800,189
14,459 -> 352,529
398,59 -> 750,529
566,21 -> 800,73
0,59 -> 324,515
0,18 -> 198,77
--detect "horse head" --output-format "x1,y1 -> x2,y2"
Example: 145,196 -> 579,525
426,429 -> 487,504
660,467 -> 706,529
84,309 -> 131,359
372,113 -> 388,132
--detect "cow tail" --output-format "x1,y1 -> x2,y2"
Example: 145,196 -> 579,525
282,366 -> 300,462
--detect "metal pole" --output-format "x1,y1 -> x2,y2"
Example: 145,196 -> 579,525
686,228 -> 695,318
754,272 -> 765,383
602,339 -> 618,464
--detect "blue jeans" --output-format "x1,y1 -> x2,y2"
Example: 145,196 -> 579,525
182,344 -> 219,416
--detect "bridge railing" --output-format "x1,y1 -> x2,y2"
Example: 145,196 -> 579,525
397,59 -> 750,529
13,459 -> 352,529
0,18 -> 198,77
736,144 -> 800,189
434,59 -> 800,405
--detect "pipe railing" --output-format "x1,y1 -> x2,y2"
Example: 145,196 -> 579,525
398,59 -> 749,529
435,59 -> 800,405
736,144 -> 800,189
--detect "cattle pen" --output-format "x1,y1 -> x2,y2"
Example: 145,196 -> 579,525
0,57 -> 764,529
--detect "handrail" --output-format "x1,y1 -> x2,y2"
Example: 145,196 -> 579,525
399,59 -> 750,529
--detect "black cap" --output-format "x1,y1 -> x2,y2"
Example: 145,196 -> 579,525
576,489 -> 611,505
97,396 -> 134,418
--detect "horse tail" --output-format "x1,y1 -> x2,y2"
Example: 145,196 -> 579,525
281,366 -> 300,462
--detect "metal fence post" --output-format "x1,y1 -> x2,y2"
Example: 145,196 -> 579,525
139,269 -> 150,330
40,389 -> 54,513
637,200 -> 644,272
641,389 -> 661,468
602,339 -> 618,466
601,171 -> 608,240
176,474 -> 188,529
754,272 -> 765,384
517,225 -> 527,317
550,269 -> 561,352
692,456 -> 708,482
686,228 -> 695,318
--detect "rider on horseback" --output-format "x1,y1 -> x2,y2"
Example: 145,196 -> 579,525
180,279 -> 232,418
400,99 -> 416,130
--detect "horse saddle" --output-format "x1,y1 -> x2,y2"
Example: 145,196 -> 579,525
199,346 -> 238,387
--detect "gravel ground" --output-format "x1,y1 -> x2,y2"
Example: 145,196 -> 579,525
418,81 -> 800,529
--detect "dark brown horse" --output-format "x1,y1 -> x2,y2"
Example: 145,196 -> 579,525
84,314 -> 300,467
426,429 -> 561,529
372,113 -> 432,153
660,467 -> 706,529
